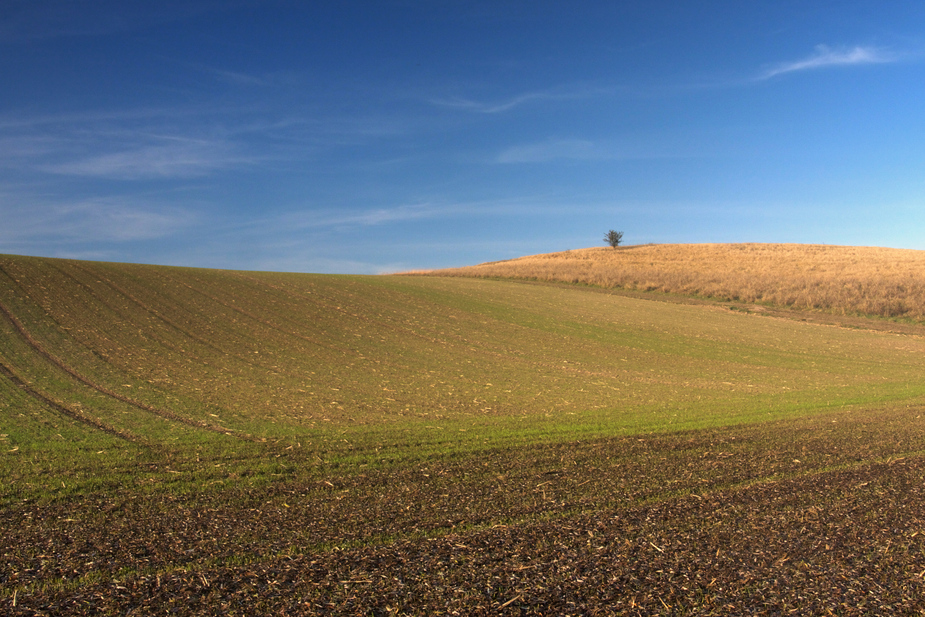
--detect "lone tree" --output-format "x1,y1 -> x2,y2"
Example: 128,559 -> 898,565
604,230 -> 624,248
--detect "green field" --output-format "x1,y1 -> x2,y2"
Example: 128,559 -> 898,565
3,254 -> 925,614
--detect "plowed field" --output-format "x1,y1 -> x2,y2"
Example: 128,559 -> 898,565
3,253 -> 925,615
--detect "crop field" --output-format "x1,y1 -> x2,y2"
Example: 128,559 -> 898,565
426,243 -> 925,319
3,252 -> 925,615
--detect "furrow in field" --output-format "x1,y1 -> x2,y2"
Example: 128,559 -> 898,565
0,289 -> 255,443
228,272 -> 530,356
66,262 -> 338,382
163,270 -> 363,358
253,277 -> 652,380
225,271 -> 426,350
222,273 -> 692,397
0,359 -> 141,444
38,261 -> 281,388
0,260 -> 214,371
64,262 -> 273,374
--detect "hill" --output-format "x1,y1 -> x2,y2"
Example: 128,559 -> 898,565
3,253 -> 925,614
424,243 -> 925,319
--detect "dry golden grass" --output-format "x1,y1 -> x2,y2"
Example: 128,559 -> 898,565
422,243 -> 925,319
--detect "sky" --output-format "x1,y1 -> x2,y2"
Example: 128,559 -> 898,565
2,1 -> 925,274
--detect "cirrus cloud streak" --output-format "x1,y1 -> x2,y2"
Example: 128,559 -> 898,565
759,45 -> 899,80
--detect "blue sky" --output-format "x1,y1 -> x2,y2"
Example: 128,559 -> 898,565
2,1 -> 924,273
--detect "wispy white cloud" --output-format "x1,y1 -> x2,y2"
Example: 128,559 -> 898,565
493,134 -> 708,164
0,106 -> 258,179
239,198 -> 566,251
198,66 -> 269,88
430,83 -> 607,114
431,91 -> 559,114
759,45 -> 899,80
0,135 -> 62,163
0,108 -> 199,132
177,61 -> 305,89
265,196 -> 616,236
42,138 -> 247,180
56,200 -> 198,241
278,203 -> 439,230
0,195 -> 198,245
496,138 -> 604,163
1,105 -> 410,181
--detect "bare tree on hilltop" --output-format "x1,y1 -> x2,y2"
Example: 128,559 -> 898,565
604,230 -> 624,248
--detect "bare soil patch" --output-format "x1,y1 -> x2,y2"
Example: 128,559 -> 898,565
4,409 -> 925,615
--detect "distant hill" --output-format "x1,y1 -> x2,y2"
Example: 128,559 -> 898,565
421,243 -> 925,319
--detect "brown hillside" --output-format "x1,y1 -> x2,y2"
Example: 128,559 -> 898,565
422,243 -> 925,319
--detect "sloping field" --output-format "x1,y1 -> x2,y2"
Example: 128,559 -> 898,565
3,253 -> 925,614
426,243 -> 925,319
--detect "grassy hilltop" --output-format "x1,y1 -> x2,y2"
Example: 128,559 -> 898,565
427,243 -> 925,319
3,248 -> 925,614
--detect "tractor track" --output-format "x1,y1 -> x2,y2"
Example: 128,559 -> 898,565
0,274 -> 255,443
0,359 -> 141,444
60,262 -> 264,373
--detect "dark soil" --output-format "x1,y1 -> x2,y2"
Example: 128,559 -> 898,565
4,411 -> 925,615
